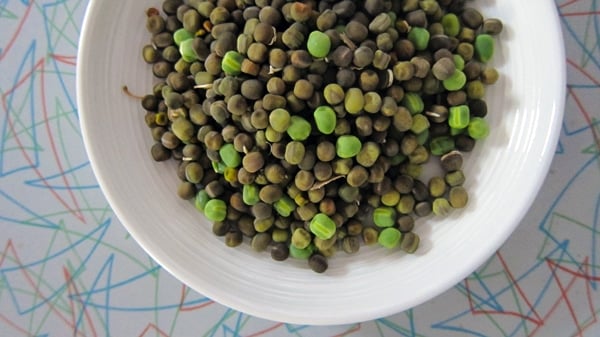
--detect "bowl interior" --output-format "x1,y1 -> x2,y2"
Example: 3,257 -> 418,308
77,0 -> 565,325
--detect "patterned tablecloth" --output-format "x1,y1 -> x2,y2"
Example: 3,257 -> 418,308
1,0 -> 599,336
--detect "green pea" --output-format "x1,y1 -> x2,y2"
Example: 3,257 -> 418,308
173,28 -> 194,46
401,92 -> 424,115
269,108 -> 291,133
243,184 -> 260,205
378,227 -> 402,248
307,31 -> 331,58
453,54 -> 465,71
430,136 -> 455,156
441,13 -> 460,37
373,206 -> 396,227
448,105 -> 470,129
217,144 -> 239,168
221,50 -> 244,76
287,116 -> 312,141
274,196 -> 296,217
445,170 -> 465,187
204,199 -> 227,222
443,70 -> 466,91
407,27 -> 430,51
468,117 -> 490,139
179,38 -> 197,62
314,106 -> 337,134
336,135 -> 362,158
475,34 -> 495,62
310,213 -> 337,240
195,189 -> 211,212
289,243 -> 314,259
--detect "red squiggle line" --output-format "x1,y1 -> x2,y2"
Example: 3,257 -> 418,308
561,11 -> 600,16
49,54 -> 77,66
0,1 -> 34,61
567,58 -> 600,86
559,0 -> 584,9
137,323 -> 171,337
1,58 -> 85,222
0,313 -> 35,337
332,323 -> 362,337
567,87 -> 600,153
177,284 -> 214,311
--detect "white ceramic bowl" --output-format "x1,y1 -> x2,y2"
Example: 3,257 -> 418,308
77,0 -> 565,325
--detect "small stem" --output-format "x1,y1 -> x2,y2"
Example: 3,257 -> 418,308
310,175 -> 345,190
122,85 -> 144,100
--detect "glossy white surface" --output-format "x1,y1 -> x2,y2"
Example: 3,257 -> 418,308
77,0 -> 565,325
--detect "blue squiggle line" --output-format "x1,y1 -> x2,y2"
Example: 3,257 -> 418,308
0,189 -> 59,228
1,40 -> 40,177
24,160 -> 99,190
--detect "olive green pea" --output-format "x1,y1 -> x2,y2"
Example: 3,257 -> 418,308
272,228 -> 289,243
295,170 -> 315,191
346,166 -> 369,187
393,61 -> 415,81
344,88 -> 365,114
336,135 -> 362,159
356,142 -> 380,168
393,106 -> 413,132
338,183 -> 359,203
204,199 -> 227,222
410,114 -> 430,134
254,216 -> 274,232
259,184 -> 284,204
296,203 -> 317,221
362,227 -> 379,245
429,176 -> 447,197
475,34 -> 495,63
363,92 -> 382,114
449,186 -> 468,208
432,198 -> 452,216
171,117 -> 195,143
264,164 -> 286,184
282,23 -> 306,49
242,151 -> 265,173
285,141 -> 306,165
317,141 -> 336,162
483,18 -> 503,35
184,162 -> 204,184
400,232 -> 420,253
481,67 -> 500,85
378,227 -> 402,248
293,79 -> 314,101
396,195 -> 415,215
287,116 -> 312,141
445,170 -> 465,187
250,109 -> 269,129
323,83 -> 345,105
250,232 -> 271,252
341,236 -> 359,254
269,108 -> 291,133
466,80 -> 485,99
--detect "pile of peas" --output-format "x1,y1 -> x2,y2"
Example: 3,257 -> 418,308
138,0 -> 502,273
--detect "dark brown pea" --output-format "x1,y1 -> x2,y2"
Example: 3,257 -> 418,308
461,8 -> 483,29
295,170 -> 315,191
406,9 -> 427,27
271,242 -> 289,261
254,22 -> 276,45
290,50 -> 312,69
447,90 -> 467,106
345,21 -> 368,43
346,166 -> 369,187
298,149 -> 316,171
483,18 -> 503,35
308,254 -> 328,273
240,79 -> 265,101
395,38 -> 416,59
316,141 -> 336,162
237,167 -> 256,184
336,68 -> 356,88
212,221 -> 229,237
317,9 -> 337,31
455,134 -> 476,152
394,175 -> 414,194
469,99 -> 488,117
412,179 -> 429,201
313,161 -> 333,181
342,236 -> 360,254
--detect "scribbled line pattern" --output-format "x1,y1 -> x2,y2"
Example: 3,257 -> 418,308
0,0 -> 599,336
